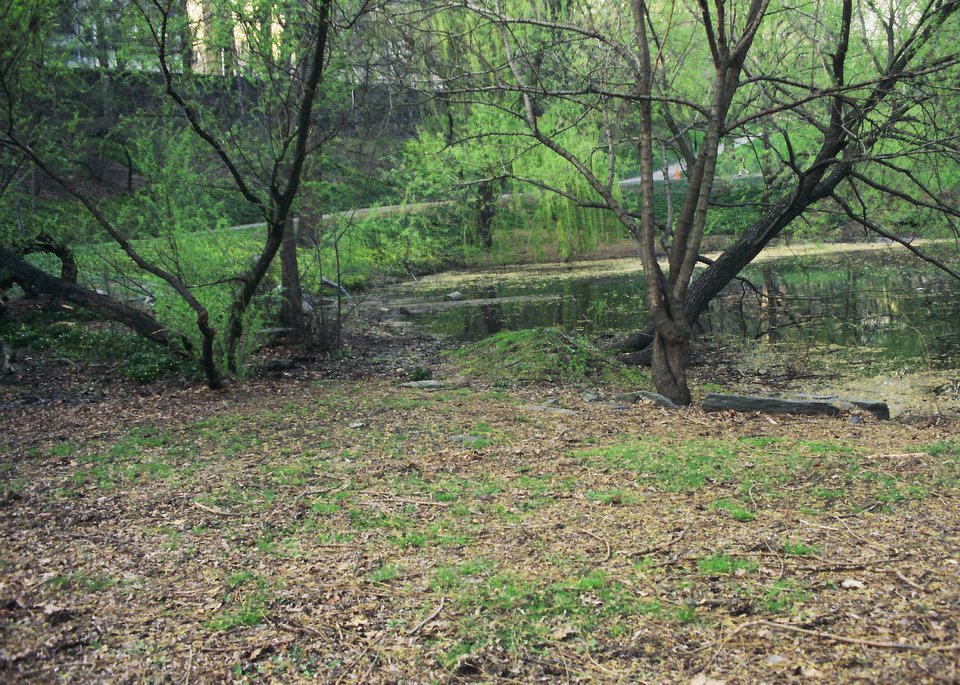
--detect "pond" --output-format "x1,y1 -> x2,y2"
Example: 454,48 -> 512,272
371,242 -> 960,372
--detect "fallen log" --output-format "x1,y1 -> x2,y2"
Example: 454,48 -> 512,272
702,393 -> 890,420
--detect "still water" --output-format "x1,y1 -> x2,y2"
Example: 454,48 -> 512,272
374,245 -> 960,368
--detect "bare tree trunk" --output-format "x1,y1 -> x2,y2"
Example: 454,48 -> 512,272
470,180 -> 496,249
617,167 -> 852,358
651,327 -> 691,405
280,216 -> 304,330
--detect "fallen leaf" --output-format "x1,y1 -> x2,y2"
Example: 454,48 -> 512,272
689,675 -> 727,685
550,626 -> 577,641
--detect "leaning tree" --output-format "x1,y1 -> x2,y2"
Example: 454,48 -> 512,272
436,0 -> 960,404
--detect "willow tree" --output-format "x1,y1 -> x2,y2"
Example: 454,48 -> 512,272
441,0 -> 960,404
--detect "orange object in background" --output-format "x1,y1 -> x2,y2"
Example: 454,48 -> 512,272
674,167 -> 681,179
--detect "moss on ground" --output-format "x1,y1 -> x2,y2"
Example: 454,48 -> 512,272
449,327 -> 649,388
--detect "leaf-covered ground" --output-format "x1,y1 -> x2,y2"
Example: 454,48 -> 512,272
1,332 -> 959,683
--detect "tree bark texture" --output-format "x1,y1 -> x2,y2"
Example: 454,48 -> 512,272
651,328 -> 691,406
280,217 -> 304,331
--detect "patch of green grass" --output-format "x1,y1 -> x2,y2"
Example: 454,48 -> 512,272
586,489 -> 632,505
369,564 -> 403,583
575,436 -> 880,497
254,527 -> 302,558
577,438 -> 738,491
47,572 -> 114,593
697,555 -> 758,575
310,501 -> 340,515
72,463 -> 116,490
60,427 -> 196,492
199,485 -> 275,513
226,569 -> 257,589
5,314 -> 198,383
783,541 -> 821,557
430,559 -> 492,591
811,487 -> 846,502
737,436 -> 781,448
347,508 -> 412,531
763,580 -> 811,613
926,441 -> 960,459
48,441 -> 81,458
263,463 -> 313,486
392,531 -> 428,548
317,531 -> 353,544
711,499 -> 756,522
407,366 -> 432,381
436,568 -> 693,668
206,570 -> 273,631
380,396 -> 430,410
855,471 -> 928,505
0,467 -> 25,494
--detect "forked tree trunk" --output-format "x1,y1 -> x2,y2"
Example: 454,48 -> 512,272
651,326 -> 691,406
617,169 -> 850,359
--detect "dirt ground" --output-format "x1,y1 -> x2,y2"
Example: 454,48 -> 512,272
1,330 -> 958,683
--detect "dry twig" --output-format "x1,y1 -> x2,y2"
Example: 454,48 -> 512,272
580,529 -> 611,563
182,644 -> 193,685
192,501 -> 244,517
406,596 -> 446,636
757,620 -> 950,651
892,568 -> 925,592
363,496 -> 449,508
631,526 -> 688,557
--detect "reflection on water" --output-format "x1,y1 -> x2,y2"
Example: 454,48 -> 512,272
380,251 -> 960,368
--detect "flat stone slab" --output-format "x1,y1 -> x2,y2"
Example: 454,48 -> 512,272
612,390 -> 679,409
703,393 -> 889,420
521,404 -> 576,416
399,380 -> 444,389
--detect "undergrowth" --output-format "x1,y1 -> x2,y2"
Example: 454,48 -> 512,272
449,327 -> 649,388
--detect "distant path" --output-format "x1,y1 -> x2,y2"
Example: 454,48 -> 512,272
620,136 -> 753,185
228,199 -> 458,232
229,137 -> 756,232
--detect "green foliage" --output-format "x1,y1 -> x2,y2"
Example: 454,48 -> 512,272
206,571 -> 272,631
47,572 -> 115,593
697,555 -> 758,575
450,327 -> 648,387
369,564 -> 403,583
2,311 -> 196,383
763,580 -> 811,613
782,541 -> 820,557
438,568 -> 691,667
710,499 -> 756,522
579,438 -> 740,491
